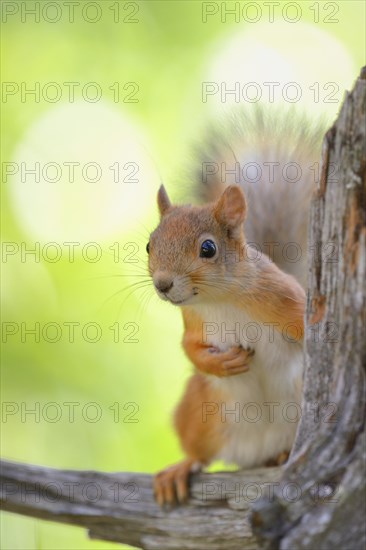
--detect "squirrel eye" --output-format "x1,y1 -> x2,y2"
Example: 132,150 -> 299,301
200,239 -> 216,258
146,242 -> 150,254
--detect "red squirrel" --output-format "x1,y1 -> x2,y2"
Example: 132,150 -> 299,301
147,112 -> 324,506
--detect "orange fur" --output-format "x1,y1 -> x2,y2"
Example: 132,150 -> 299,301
149,185 -> 306,505
174,374 -> 226,463
182,308 -> 254,377
154,374 -> 228,505
234,259 -> 306,341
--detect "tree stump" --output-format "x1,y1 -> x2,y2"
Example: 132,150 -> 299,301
252,66 -> 366,550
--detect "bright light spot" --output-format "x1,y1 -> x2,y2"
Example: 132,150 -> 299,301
9,101 -> 159,242
206,22 -> 355,118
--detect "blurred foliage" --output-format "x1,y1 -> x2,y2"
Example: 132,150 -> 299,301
1,1 -> 365,548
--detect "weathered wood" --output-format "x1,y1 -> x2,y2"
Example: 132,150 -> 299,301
0,459 -> 281,549
252,67 -> 366,549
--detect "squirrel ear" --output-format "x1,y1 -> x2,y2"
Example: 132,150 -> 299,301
214,185 -> 246,233
157,184 -> 172,216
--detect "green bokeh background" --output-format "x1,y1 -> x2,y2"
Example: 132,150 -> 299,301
1,1 -> 365,548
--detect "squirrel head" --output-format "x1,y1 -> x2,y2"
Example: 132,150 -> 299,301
147,184 -> 248,306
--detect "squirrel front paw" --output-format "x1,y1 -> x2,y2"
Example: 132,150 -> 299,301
153,459 -> 198,507
202,345 -> 255,377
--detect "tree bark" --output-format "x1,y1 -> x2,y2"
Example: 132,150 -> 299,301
0,460 -> 281,549
1,67 -> 365,550
252,66 -> 366,549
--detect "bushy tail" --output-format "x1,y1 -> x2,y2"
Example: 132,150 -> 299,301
190,107 -> 327,288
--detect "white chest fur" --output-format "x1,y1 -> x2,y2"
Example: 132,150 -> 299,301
192,303 -> 304,467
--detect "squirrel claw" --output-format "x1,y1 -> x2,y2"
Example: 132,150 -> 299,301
219,345 -> 254,376
154,459 -> 197,507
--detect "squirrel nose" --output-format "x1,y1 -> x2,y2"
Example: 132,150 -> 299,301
154,276 -> 174,294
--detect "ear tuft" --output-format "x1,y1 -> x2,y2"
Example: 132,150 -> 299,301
157,185 -> 172,216
214,185 -> 246,230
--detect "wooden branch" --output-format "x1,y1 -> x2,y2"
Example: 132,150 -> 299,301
0,459 -> 281,549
